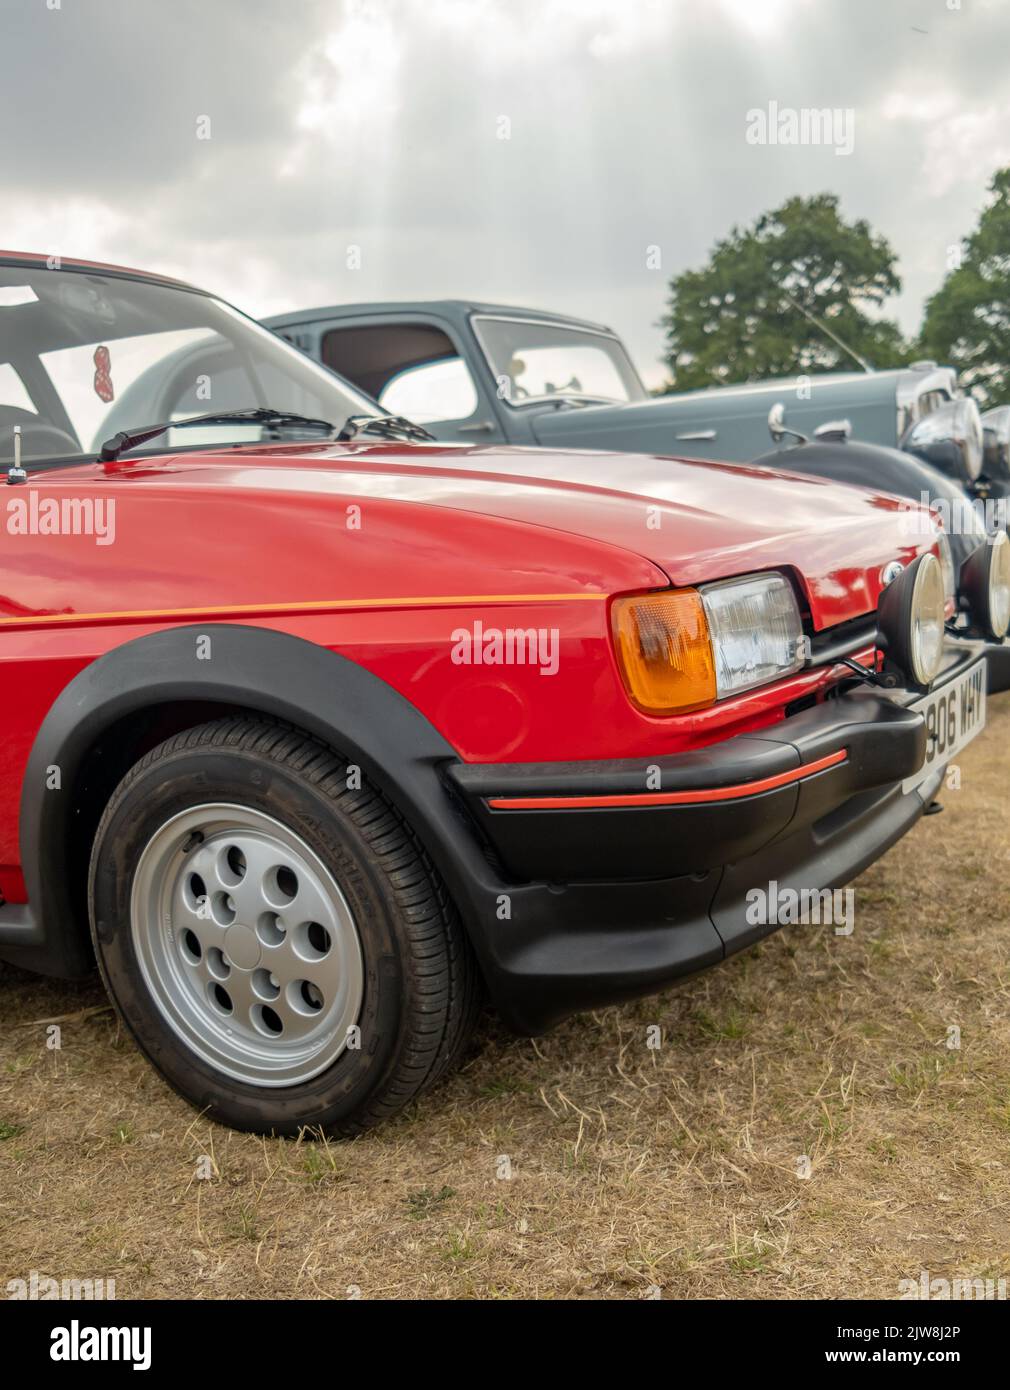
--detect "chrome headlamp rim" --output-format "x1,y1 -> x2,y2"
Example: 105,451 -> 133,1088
961,530 -> 1010,640
981,405 -> 1010,482
877,550 -> 946,689
909,552 -> 947,685
992,530 -> 1010,638
900,397 -> 984,483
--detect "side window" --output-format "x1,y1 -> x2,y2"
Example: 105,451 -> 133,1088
321,322 -> 480,422
379,358 -> 478,423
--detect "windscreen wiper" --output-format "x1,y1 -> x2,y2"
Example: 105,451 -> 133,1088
336,413 -> 437,443
98,408 -> 338,462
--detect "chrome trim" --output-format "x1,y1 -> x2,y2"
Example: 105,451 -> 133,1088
981,404 -> 1010,480
768,400 -> 808,446
901,396 -> 984,482
895,365 -> 958,439
813,418 -> 852,442
471,311 -> 622,341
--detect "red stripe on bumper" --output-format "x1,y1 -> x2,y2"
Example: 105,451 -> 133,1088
486,749 -> 848,810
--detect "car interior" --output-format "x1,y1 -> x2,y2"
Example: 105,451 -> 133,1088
321,321 -> 458,400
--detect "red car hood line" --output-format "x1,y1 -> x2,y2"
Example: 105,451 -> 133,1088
21,443 -> 933,632
235,449 -> 933,629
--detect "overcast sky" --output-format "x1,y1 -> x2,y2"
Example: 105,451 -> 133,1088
2,0 -> 1009,386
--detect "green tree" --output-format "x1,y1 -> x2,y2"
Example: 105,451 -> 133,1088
920,168 -> 1010,405
661,193 -> 908,391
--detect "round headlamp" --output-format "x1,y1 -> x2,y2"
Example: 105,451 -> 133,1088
981,405 -> 1010,482
960,530 -> 1010,640
900,397 -> 984,484
877,551 -> 946,688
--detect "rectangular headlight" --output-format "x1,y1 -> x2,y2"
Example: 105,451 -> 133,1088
701,573 -> 804,699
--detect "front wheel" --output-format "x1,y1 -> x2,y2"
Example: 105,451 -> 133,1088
88,717 -> 481,1135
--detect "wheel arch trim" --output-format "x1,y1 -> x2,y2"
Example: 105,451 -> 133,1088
3,623 -> 499,977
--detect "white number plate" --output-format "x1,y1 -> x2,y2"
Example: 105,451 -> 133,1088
903,659 -> 987,794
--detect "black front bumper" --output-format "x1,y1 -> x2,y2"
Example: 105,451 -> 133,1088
444,641 -> 987,1033
983,637 -> 1010,693
452,686 -> 925,882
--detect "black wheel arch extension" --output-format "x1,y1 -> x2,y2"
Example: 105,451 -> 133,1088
1,623 -> 503,983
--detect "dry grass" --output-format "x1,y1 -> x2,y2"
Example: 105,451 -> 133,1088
2,698 -> 1009,1301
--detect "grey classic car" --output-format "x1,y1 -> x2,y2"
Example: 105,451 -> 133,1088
262,300 -> 999,494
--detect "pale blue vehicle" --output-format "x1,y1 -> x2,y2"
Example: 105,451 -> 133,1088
262,299 -> 991,479
262,300 -> 1010,570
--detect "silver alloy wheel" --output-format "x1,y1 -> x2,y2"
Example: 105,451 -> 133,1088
130,803 -> 364,1088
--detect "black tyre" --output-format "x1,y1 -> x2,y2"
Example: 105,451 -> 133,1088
88,716 -> 481,1135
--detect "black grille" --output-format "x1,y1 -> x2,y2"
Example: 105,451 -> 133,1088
808,614 -> 877,667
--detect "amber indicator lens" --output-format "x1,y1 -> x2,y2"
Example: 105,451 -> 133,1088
611,589 -> 717,714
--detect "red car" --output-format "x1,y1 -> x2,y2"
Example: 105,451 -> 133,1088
1,253 -> 1006,1135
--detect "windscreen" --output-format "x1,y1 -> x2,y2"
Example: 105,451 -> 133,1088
0,264 -> 378,466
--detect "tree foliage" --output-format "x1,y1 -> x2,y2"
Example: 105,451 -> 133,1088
661,194 -> 909,391
920,168 -> 1010,405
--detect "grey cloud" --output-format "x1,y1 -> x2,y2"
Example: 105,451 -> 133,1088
2,0 -> 1008,385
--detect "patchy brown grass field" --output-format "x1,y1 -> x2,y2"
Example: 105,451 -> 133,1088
2,699 -> 1009,1301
